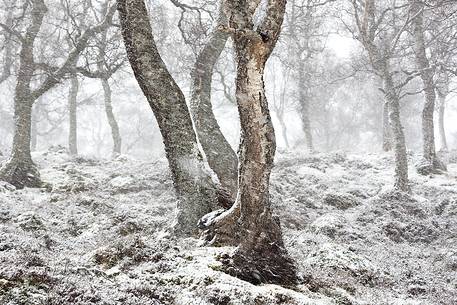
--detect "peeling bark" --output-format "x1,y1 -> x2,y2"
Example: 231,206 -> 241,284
200,0 -> 298,286
118,0 -> 218,236
190,8 -> 238,199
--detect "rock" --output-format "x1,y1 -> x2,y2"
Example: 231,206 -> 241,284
323,192 -> 360,210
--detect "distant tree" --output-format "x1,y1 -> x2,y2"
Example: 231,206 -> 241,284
0,0 -> 116,188
348,0 -> 415,192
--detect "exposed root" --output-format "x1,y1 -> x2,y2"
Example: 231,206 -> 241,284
0,158 -> 42,189
198,205 -> 241,246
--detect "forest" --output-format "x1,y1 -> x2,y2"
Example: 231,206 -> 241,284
0,0 -> 456,304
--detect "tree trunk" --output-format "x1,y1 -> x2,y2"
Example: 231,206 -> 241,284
190,10 -> 238,199
117,0 -> 218,236
277,112 -> 290,148
0,8 -> 13,84
437,90 -> 448,152
0,0 -> 47,189
200,0 -> 298,286
31,102 -> 38,152
101,79 -> 122,156
298,62 -> 313,152
382,67 -> 410,192
382,100 -> 392,152
68,76 -> 79,156
409,0 -> 444,172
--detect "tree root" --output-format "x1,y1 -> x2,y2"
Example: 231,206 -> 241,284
0,158 -> 42,189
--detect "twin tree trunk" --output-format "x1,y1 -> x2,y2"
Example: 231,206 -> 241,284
200,0 -> 298,285
190,10 -> 238,199
118,0 -> 218,235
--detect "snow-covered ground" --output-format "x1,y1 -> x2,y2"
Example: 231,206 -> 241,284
0,147 -> 456,305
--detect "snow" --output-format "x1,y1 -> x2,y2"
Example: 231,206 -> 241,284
0,148 -> 456,304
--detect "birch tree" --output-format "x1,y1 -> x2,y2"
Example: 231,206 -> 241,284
200,0 -> 298,285
0,0 -> 116,188
117,0 -> 221,236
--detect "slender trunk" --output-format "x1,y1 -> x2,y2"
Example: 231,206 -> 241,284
118,0 -> 218,235
277,112 -> 289,148
383,67 -> 410,192
68,76 -> 79,156
298,62 -> 313,152
437,90 -> 448,151
31,101 -> 38,152
190,10 -> 238,199
382,100 -> 392,151
0,0 -> 47,189
409,0 -> 442,171
101,79 -> 122,156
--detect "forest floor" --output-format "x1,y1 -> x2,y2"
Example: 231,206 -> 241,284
0,146 -> 456,305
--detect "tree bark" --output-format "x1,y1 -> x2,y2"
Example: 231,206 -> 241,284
101,78 -> 122,156
0,0 -> 47,188
409,0 -> 444,172
382,100 -> 392,152
68,76 -> 79,156
382,65 -> 410,192
298,62 -> 313,152
200,0 -> 298,286
117,0 -> 219,236
190,9 -> 238,199
0,1 -> 116,188
437,87 -> 448,152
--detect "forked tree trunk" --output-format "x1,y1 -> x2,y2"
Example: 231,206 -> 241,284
68,76 -> 79,156
298,62 -> 313,152
190,9 -> 238,199
382,66 -> 410,192
102,79 -> 122,156
0,0 -> 47,189
409,0 -> 444,172
117,0 -> 218,235
382,100 -> 392,152
200,0 -> 298,286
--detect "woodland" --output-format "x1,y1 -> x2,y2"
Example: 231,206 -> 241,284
0,0 -> 456,304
